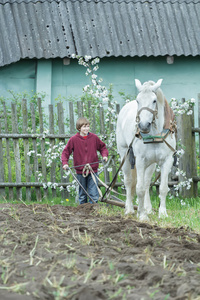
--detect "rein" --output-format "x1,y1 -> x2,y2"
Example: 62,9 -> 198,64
100,135 -> 135,202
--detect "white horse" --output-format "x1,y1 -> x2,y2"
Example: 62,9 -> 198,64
116,79 -> 176,220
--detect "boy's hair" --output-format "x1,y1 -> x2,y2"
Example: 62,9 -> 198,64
76,117 -> 90,131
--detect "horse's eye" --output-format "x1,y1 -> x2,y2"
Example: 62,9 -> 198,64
153,100 -> 157,104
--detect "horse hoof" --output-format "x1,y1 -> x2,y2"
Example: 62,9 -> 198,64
138,212 -> 149,221
125,209 -> 135,215
159,212 -> 168,218
159,209 -> 168,218
145,208 -> 153,215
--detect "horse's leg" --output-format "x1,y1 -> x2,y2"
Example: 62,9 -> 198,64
159,157 -> 173,218
136,164 -> 148,220
144,163 -> 156,214
118,144 -> 136,214
123,159 -> 137,214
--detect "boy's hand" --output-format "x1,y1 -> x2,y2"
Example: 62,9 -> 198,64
103,157 -> 108,163
63,164 -> 69,170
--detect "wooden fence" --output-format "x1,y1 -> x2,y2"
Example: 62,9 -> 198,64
0,98 -> 121,201
0,97 -> 199,201
175,95 -> 200,198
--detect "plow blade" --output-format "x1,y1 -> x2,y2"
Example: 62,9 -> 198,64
101,195 -> 138,210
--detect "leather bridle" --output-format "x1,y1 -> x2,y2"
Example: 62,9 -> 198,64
136,106 -> 158,126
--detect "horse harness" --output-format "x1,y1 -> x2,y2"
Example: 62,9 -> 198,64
130,105 -> 177,169
101,108 -> 176,201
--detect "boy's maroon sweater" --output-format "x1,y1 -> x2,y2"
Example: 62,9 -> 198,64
61,132 -> 109,174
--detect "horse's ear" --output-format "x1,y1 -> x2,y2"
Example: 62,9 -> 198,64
151,79 -> 163,92
135,79 -> 143,92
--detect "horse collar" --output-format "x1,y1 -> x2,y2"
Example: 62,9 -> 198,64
138,128 -> 170,144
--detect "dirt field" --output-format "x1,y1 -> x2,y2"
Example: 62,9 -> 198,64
0,203 -> 200,300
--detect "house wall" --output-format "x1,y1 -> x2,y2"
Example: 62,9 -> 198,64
0,56 -> 200,121
0,60 -> 36,99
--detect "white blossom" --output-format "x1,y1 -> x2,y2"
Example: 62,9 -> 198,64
27,150 -> 35,156
91,74 -> 97,79
83,85 -> 90,92
84,55 -> 92,62
187,110 -> 193,115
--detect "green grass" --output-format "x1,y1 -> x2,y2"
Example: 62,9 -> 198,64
97,192 -> 200,234
0,195 -> 77,208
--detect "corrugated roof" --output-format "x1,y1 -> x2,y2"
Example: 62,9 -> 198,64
0,0 -> 200,66
1,0 -> 200,3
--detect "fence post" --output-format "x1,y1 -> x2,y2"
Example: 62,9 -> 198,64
99,106 -> 105,135
69,102 -> 75,134
88,101 -> 96,133
11,103 -> 22,200
77,101 -> 83,118
176,100 -> 197,197
38,98 -> 48,198
3,102 -> 13,199
30,102 -> 41,201
99,106 -> 110,184
0,119 -> 5,198
22,99 -> 31,201
49,104 -> 56,197
57,102 -> 68,198
198,93 -> 200,176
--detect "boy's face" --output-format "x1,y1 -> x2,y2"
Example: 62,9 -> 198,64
80,124 -> 90,136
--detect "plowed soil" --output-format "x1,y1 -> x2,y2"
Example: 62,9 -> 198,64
0,203 -> 200,300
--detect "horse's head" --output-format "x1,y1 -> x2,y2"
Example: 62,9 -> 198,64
135,79 -> 163,133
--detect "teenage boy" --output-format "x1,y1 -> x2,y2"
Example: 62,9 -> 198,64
61,117 -> 108,204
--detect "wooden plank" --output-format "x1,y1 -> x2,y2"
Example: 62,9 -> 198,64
99,106 -> 109,184
77,101 -> 83,118
22,99 -> 31,200
3,102 -> 13,199
38,98 -> 48,197
193,176 -> 200,182
176,100 -> 197,197
198,93 -> 200,182
108,101 -> 114,132
30,102 -> 41,201
192,127 -> 200,133
99,106 -> 105,135
0,181 -> 125,188
0,119 -> 5,198
108,104 -> 121,192
57,102 -> 68,198
49,104 -> 56,197
57,102 -> 65,134
116,103 -> 120,115
189,105 -> 197,197
69,102 -> 75,134
88,101 -> 96,133
11,103 -> 22,200
0,133 -> 71,138
113,104 -> 121,191
112,164 -> 118,192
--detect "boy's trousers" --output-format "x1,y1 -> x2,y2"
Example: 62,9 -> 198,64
76,173 -> 99,204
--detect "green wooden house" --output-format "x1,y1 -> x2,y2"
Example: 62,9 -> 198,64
0,0 -> 200,116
